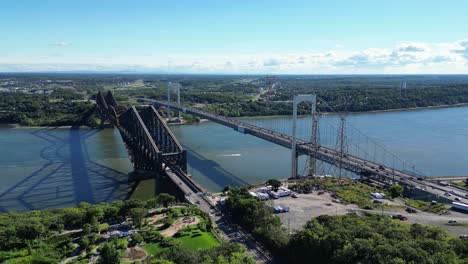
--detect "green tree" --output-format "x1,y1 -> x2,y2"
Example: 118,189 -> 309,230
130,208 -> 146,228
131,233 -> 143,245
99,243 -> 120,264
266,179 -> 281,192
82,223 -> 92,235
389,184 -> 404,198
78,236 -> 89,251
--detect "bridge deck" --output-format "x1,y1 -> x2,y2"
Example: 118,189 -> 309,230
144,98 -> 468,202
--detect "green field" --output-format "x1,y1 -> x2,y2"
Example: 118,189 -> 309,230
143,229 -> 219,257
143,243 -> 163,256
175,229 -> 220,250
130,179 -> 155,200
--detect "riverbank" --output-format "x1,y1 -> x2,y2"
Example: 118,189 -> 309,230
239,102 -> 468,119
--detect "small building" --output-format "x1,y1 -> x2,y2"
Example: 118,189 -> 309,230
371,192 -> 386,199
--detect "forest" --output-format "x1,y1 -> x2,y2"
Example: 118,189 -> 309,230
0,91 -> 99,127
225,187 -> 468,264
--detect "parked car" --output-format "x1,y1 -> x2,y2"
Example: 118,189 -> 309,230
455,197 -> 462,202
448,220 -> 457,224
373,200 -> 383,204
291,193 -> 298,198
392,215 -> 408,221
406,207 -> 417,213
459,234 -> 468,239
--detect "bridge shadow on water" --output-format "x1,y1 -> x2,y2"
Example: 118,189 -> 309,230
0,127 -> 132,213
184,145 -> 250,190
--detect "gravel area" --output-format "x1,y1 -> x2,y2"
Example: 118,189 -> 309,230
271,192 -> 468,236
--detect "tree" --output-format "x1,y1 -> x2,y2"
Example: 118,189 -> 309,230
130,208 -> 146,228
131,233 -> 143,245
99,243 -> 120,264
223,186 -> 232,193
82,223 -> 92,235
266,179 -> 281,192
389,184 -> 404,198
78,236 -> 89,251
155,193 -> 176,208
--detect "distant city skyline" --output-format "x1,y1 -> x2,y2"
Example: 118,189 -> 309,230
1,0 -> 468,74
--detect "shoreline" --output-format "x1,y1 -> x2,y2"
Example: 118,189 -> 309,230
3,102 -> 468,128
235,103 -> 468,120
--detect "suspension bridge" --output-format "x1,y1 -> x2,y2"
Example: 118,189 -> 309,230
141,94 -> 467,202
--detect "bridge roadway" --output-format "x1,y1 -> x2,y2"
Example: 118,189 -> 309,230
144,98 -> 468,202
163,163 -> 273,263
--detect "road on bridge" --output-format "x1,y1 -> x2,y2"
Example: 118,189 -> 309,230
144,98 -> 468,203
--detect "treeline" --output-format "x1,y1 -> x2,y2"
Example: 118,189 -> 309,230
0,193 -> 255,264
225,188 -> 468,264
200,85 -> 468,117
0,92 -> 99,127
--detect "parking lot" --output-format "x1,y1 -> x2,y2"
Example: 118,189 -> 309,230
271,192 -> 468,236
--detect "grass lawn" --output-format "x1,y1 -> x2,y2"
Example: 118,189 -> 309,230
403,198 -> 448,213
451,181 -> 467,189
143,243 -> 164,256
176,229 -> 220,251
130,179 -> 155,200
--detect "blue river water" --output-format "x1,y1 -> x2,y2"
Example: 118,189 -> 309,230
1,106 -> 468,211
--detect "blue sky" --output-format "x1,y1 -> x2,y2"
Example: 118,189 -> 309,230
1,0 -> 468,73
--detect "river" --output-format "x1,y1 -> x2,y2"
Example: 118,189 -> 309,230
1,106 -> 468,211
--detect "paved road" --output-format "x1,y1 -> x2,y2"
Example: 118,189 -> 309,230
165,168 -> 273,263
145,99 -> 468,202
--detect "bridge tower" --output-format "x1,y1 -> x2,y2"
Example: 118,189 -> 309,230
291,94 -> 318,178
167,82 -> 182,120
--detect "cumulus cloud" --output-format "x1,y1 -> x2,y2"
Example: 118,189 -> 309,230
48,41 -> 71,47
3,39 -> 468,74
398,45 -> 425,52
452,40 -> 468,59
263,58 -> 282,67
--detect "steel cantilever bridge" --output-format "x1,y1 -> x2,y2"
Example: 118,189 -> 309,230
95,91 -> 202,195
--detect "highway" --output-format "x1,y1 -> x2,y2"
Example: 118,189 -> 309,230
164,165 -> 273,263
144,98 -> 468,202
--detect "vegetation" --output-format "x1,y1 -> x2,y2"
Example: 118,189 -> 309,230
226,188 -> 288,250
284,214 -> 467,264
5,75 -> 468,127
289,177 -> 385,208
0,92 -> 99,127
266,179 -> 282,191
389,184 -> 404,198
403,198 -> 448,214
225,187 -> 468,263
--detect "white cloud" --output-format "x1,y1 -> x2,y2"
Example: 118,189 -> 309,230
3,40 -> 468,74
48,41 -> 71,47
263,58 -> 283,67
452,39 -> 468,59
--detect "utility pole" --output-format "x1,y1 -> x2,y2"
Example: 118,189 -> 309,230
309,110 -> 320,177
336,114 -> 348,179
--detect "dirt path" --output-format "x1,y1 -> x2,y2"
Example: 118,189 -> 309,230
161,216 -> 200,237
